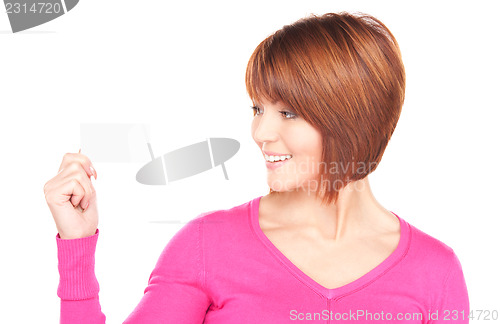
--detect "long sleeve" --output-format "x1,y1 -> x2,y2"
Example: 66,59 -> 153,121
430,252 -> 470,323
56,217 -> 212,324
56,229 -> 106,324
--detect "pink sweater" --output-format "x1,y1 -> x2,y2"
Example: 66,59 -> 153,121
56,196 -> 469,323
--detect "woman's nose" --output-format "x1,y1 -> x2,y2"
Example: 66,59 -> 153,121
253,113 -> 280,143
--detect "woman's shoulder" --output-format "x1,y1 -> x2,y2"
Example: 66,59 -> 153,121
407,221 -> 455,253
178,196 -> 258,237
163,197 -> 256,252
403,219 -> 463,274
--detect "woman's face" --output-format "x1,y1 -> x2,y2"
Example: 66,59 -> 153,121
251,98 -> 323,194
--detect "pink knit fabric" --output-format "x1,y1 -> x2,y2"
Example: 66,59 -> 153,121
56,196 -> 469,323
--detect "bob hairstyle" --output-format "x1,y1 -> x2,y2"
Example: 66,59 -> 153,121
245,11 -> 406,206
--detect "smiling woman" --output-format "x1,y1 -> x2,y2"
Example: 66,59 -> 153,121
245,12 -> 405,204
251,98 -> 324,193
46,11 -> 469,324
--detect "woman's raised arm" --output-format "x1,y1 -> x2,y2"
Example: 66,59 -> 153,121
56,219 -> 211,323
45,152 -> 211,323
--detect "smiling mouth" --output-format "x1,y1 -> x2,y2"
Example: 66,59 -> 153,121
264,153 -> 293,163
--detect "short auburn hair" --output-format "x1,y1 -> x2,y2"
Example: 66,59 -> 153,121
245,11 -> 406,206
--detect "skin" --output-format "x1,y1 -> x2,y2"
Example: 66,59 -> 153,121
44,151 -> 98,239
251,98 -> 401,289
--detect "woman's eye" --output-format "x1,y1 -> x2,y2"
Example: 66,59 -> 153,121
251,106 -> 262,116
280,111 -> 297,119
250,106 -> 297,119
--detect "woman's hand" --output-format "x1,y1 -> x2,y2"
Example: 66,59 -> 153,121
44,151 -> 98,239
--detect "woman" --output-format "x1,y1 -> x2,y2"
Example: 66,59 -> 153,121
44,12 -> 469,323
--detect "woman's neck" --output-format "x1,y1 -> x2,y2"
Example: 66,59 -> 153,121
264,176 -> 397,242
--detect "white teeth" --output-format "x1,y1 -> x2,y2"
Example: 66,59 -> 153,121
264,154 -> 292,162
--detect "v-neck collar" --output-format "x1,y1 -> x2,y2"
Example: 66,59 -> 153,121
249,195 -> 411,299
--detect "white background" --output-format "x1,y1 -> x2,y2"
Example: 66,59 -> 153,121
1,0 -> 499,322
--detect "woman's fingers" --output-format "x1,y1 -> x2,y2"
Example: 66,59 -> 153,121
44,150 -> 99,239
59,152 -> 96,181
68,178 -> 86,208
47,153 -> 96,210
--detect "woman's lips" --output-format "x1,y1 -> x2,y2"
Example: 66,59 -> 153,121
265,156 -> 292,170
263,150 -> 291,156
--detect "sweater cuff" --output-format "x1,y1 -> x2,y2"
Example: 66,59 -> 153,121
56,229 -> 100,300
